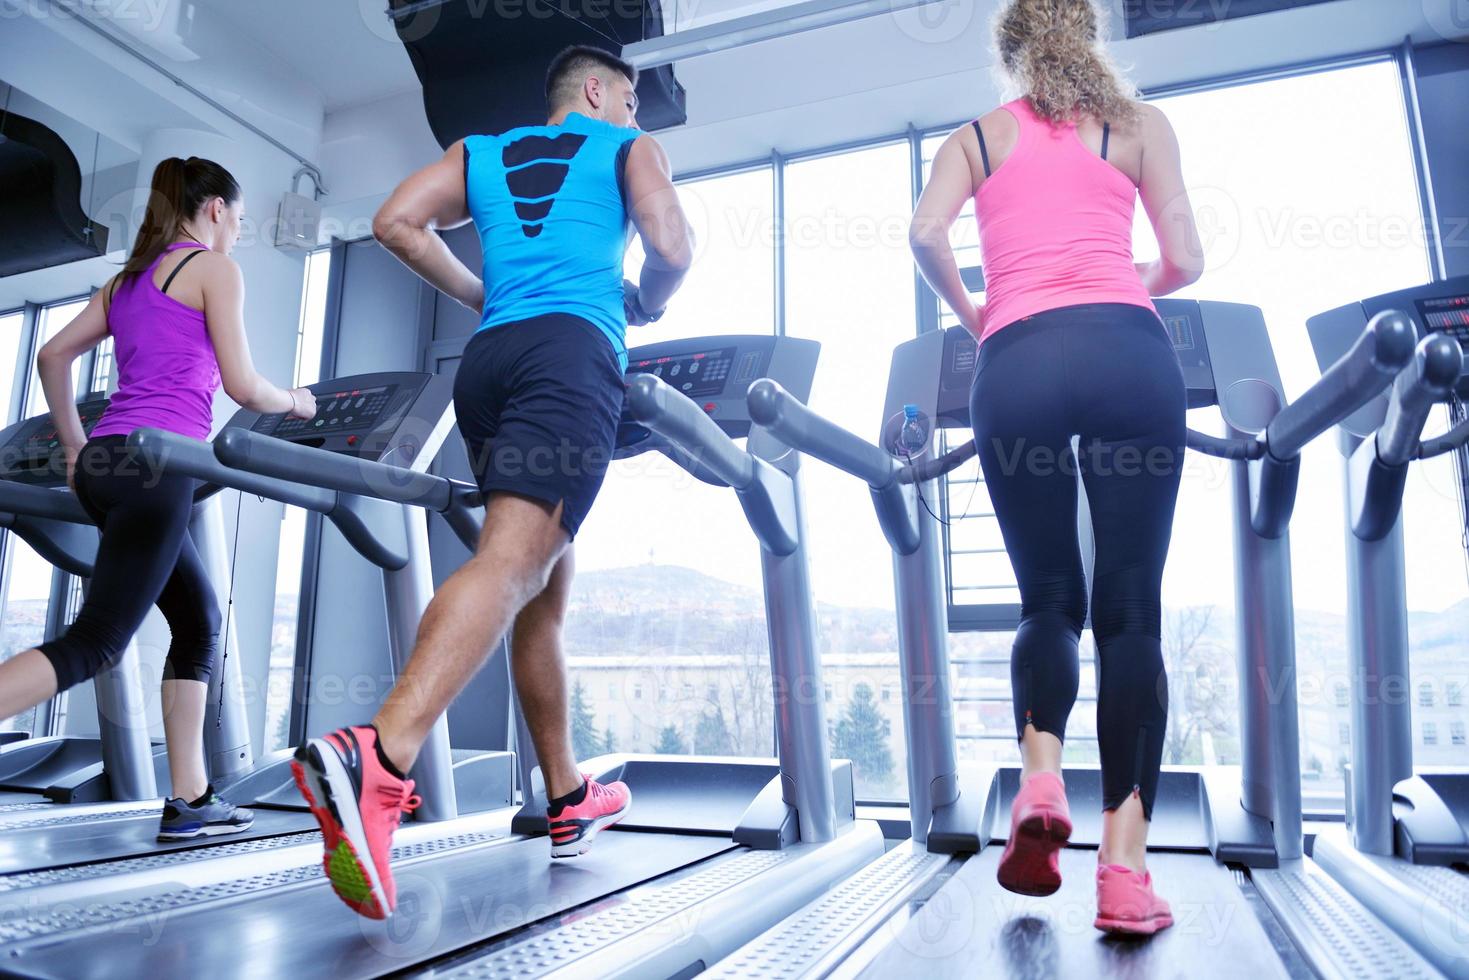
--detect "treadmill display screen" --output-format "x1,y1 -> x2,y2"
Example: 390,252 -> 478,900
627,347 -> 736,399
1418,294 -> 1469,343
1164,314 -> 1196,350
255,384 -> 400,438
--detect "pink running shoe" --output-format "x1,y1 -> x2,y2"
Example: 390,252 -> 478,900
1094,863 -> 1174,935
996,771 -> 1072,896
291,725 -> 421,920
547,776 -> 632,858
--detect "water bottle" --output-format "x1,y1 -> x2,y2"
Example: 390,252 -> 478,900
899,404 -> 926,455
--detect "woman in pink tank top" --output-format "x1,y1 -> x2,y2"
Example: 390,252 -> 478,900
910,0 -> 1205,935
0,157 -> 316,841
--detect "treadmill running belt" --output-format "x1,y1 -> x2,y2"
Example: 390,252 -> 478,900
860,848 -> 1291,979
0,807 -> 317,877
3,831 -> 733,979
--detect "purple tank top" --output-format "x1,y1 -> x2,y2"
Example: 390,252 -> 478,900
91,242 -> 221,441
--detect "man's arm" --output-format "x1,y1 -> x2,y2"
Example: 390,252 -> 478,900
624,135 -> 693,318
373,139 -> 485,313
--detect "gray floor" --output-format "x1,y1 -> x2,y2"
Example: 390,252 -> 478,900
860,847 -> 1293,979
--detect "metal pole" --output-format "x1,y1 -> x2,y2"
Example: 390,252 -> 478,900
381,505 -> 458,822
1230,449 -> 1303,860
760,459 -> 836,842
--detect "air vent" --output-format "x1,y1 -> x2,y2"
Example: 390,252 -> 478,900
0,111 -> 110,276
387,0 -> 685,146
1124,0 -> 1338,39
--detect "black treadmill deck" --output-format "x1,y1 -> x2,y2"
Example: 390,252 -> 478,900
860,847 -> 1291,979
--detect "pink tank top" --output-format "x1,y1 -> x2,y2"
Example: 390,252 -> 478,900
974,97 -> 1155,342
91,242 -> 221,441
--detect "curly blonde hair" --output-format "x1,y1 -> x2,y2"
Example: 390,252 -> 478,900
994,0 -> 1140,127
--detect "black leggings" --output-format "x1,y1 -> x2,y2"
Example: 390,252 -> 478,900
38,435 -> 220,691
969,303 -> 1186,821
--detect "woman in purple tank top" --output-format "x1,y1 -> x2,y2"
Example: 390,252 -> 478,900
910,0 -> 1206,936
0,157 -> 317,840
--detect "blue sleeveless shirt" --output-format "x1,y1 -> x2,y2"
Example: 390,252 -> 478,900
464,113 -> 639,367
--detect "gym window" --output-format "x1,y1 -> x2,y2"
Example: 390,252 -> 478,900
264,246 -> 333,754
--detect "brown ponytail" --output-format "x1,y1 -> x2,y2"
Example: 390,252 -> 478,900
120,156 -> 241,284
994,0 -> 1140,127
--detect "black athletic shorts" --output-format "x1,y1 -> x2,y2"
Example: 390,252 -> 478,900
453,313 -> 624,539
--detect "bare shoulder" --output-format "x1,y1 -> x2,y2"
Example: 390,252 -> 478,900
191,250 -> 243,289
978,105 -> 1020,135
628,133 -> 670,167
1135,102 -> 1175,138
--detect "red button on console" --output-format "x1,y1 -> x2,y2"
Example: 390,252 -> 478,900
347,435 -> 358,446
703,403 -> 717,414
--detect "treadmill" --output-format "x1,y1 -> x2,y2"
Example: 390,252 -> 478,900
0,338 -> 882,979
1306,279 -> 1469,978
700,302 -> 1443,979
0,396 -> 159,811
0,376 -> 515,887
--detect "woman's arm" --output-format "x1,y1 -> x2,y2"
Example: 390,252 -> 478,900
201,255 -> 315,419
910,128 -> 983,337
36,288 -> 111,465
1136,104 -> 1205,297
373,139 -> 484,314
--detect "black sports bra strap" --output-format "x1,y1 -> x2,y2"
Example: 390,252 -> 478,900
972,120 -> 992,178
160,248 -> 207,296
1101,122 -> 1111,161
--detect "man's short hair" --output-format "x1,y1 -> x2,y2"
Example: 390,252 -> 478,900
545,45 -> 639,110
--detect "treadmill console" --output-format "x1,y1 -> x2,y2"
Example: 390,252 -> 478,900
0,396 -> 112,486
929,303 -> 1220,427
935,327 -> 978,426
1155,299 -> 1220,410
1310,276 -> 1469,401
617,335 -> 821,455
1417,292 -> 1469,396
238,371 -> 452,465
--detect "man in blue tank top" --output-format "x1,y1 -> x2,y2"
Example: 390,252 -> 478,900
293,46 -> 694,919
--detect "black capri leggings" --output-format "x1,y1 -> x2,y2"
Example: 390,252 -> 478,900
969,303 -> 1186,821
38,435 -> 221,691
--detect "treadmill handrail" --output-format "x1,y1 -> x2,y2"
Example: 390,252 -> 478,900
0,480 -> 91,524
127,428 -> 337,513
626,374 -> 755,490
213,428 -> 475,513
1186,428 -> 1266,461
1377,333 -> 1462,467
1418,415 -> 1469,459
896,439 -> 978,484
746,378 -> 900,488
1264,309 -> 1415,461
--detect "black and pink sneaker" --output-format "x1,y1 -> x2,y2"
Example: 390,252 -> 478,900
547,776 -> 631,858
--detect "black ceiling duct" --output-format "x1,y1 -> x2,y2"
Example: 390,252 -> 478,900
0,110 -> 110,277
388,0 -> 686,148
1123,0 -> 1338,38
